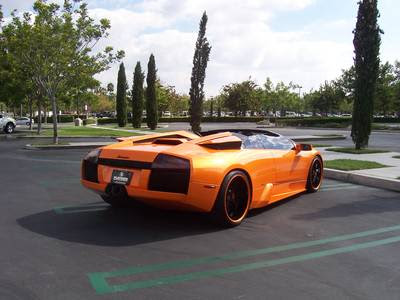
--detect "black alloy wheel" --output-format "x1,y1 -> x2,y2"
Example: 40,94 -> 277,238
214,170 -> 251,227
307,156 -> 323,192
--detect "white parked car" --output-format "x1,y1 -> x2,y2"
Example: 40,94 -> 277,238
0,114 -> 16,134
15,117 -> 34,127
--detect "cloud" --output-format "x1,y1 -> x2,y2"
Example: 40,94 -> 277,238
90,0 -> 355,96
1,0 -> 368,96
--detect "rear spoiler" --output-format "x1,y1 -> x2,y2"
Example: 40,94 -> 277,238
115,131 -> 199,143
198,135 -> 242,150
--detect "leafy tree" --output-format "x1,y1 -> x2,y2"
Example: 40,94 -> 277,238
261,79 -> 302,116
116,62 -> 127,127
394,61 -> 400,116
92,90 -> 115,112
351,0 -> 382,149
131,61 -> 144,128
146,54 -> 158,130
221,80 -> 260,116
375,62 -> 396,115
189,11 -> 211,133
1,1 -> 124,143
156,79 -> 169,117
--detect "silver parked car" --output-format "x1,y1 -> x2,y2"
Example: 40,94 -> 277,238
0,114 -> 16,134
15,117 -> 34,127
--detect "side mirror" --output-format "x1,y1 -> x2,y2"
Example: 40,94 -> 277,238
295,144 -> 312,153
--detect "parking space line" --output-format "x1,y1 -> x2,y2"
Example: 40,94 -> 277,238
320,185 -> 361,192
92,235 -> 400,294
88,223 -> 400,294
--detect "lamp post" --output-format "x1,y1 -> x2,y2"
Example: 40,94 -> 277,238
298,86 -> 302,116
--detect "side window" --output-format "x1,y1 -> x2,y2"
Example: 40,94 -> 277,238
242,134 -> 294,150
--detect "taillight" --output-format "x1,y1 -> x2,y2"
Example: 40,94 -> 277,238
148,154 -> 190,194
82,148 -> 101,182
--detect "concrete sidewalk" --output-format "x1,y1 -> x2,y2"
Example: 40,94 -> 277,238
317,147 -> 400,192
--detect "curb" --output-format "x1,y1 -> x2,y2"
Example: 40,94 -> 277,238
324,168 -> 400,192
291,135 -> 346,142
24,143 -> 112,150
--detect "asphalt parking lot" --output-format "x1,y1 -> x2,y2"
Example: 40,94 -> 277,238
1,138 -> 400,299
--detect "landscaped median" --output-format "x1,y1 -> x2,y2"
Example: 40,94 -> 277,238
321,147 -> 400,192
20,126 -> 143,138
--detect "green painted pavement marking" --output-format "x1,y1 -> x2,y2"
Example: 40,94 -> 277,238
54,203 -> 108,214
88,223 -> 400,294
90,235 -> 400,294
320,185 -> 360,192
322,183 -> 355,188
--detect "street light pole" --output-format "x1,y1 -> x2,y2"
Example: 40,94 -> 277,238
298,86 -> 302,116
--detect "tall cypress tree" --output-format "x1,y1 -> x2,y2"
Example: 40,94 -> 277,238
116,62 -> 127,127
351,0 -> 382,149
189,11 -> 211,133
146,54 -> 157,130
132,61 -> 144,128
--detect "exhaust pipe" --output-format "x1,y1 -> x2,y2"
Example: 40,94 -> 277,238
106,184 -> 127,200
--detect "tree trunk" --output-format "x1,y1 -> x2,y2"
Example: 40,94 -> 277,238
28,98 -> 33,131
20,103 -> 23,117
37,98 -> 42,135
44,104 -> 47,123
50,93 -> 58,144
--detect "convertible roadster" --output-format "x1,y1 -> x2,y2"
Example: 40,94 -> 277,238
81,129 -> 323,226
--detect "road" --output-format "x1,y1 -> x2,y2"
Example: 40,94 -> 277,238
1,138 -> 400,299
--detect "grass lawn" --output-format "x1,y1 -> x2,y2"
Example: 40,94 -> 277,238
325,159 -> 389,171
313,134 -> 344,137
36,126 -> 142,137
326,147 -> 389,154
312,144 -> 332,148
97,124 -> 169,133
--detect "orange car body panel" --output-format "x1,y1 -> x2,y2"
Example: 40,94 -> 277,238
81,130 -> 322,212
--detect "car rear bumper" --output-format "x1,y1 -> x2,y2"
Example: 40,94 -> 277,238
81,163 -> 220,212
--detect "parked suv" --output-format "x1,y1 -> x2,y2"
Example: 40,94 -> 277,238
0,114 -> 16,134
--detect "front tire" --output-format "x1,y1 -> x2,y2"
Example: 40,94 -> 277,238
306,156 -> 323,193
213,170 -> 251,227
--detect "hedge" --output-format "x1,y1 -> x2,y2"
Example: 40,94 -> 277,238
83,118 -> 97,126
276,117 -> 352,127
97,116 -> 265,124
34,115 -> 87,123
276,116 -> 400,127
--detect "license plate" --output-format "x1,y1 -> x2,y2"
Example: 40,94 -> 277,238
111,170 -> 132,185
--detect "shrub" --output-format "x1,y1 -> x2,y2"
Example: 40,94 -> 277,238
34,114 -> 87,123
276,117 -> 352,127
96,116 -> 266,124
83,118 -> 97,126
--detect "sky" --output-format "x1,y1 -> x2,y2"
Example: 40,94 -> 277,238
1,0 -> 399,97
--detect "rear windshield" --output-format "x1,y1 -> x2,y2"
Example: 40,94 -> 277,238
234,133 -> 294,150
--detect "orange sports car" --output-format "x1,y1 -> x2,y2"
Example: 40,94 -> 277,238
81,129 -> 323,226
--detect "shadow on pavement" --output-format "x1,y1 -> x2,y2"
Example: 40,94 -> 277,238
17,201 -> 221,247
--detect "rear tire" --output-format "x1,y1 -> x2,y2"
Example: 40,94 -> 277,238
4,123 -> 14,134
306,156 -> 323,193
213,170 -> 251,227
